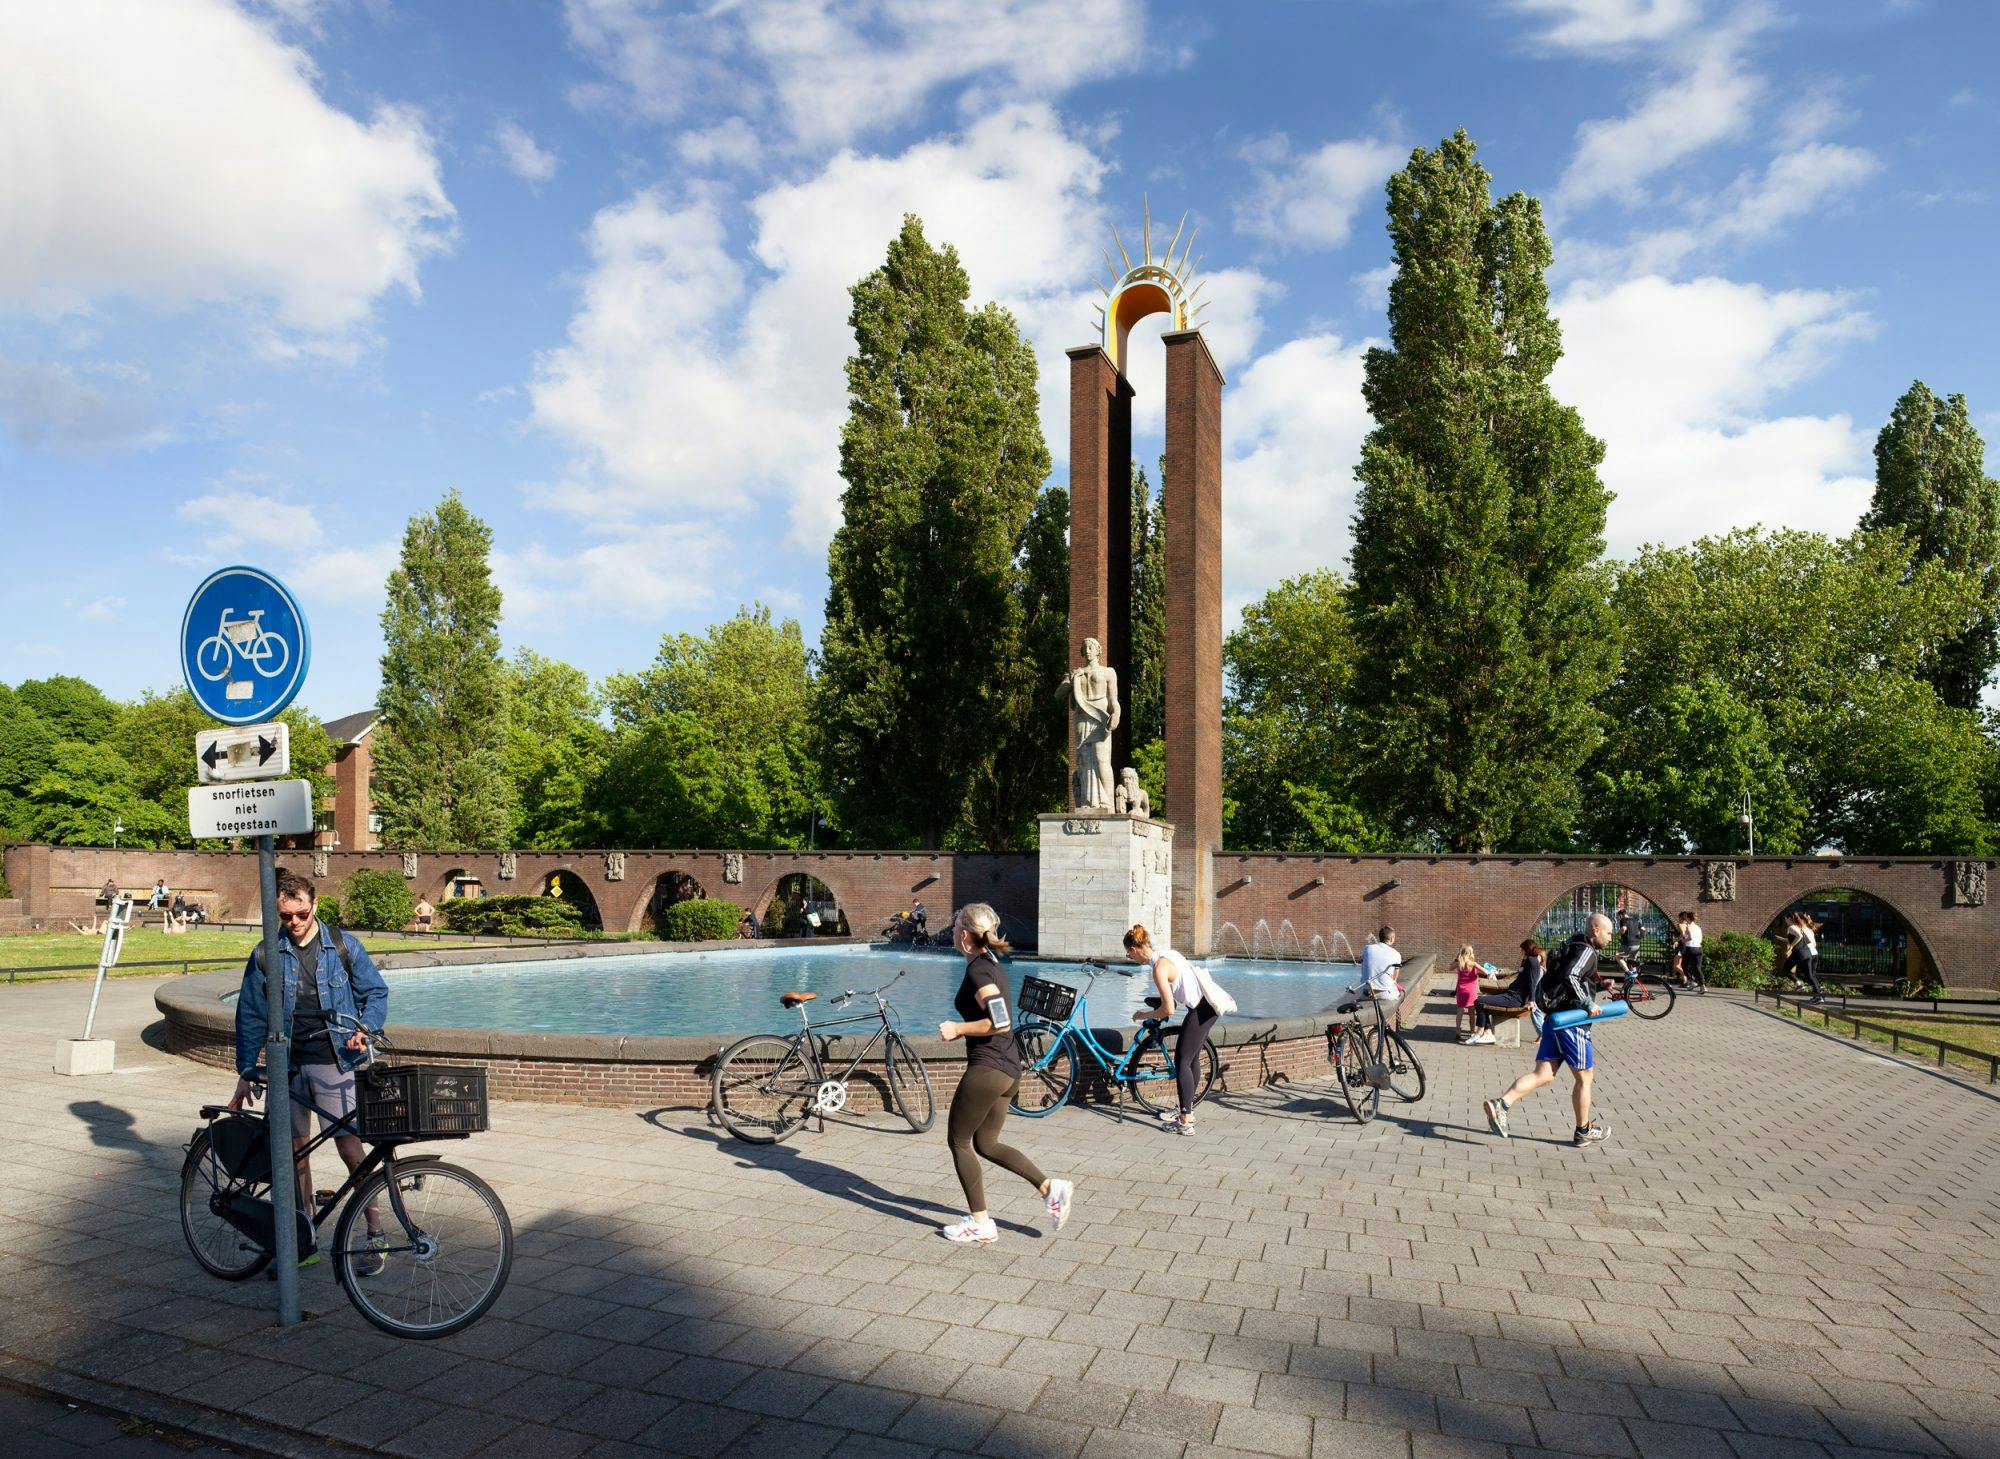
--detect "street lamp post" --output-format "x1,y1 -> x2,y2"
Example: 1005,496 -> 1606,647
112,819 -> 123,850
1738,790 -> 1755,857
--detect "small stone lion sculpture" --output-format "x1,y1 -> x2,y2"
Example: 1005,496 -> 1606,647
1114,767 -> 1150,819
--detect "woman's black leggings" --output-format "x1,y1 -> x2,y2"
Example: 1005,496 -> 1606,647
1798,953 -> 1822,998
1175,1003 -> 1220,1115
1682,947 -> 1704,989
947,1064 -> 1045,1212
1473,993 -> 1524,1030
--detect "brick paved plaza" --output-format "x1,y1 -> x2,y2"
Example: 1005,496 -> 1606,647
3,974 -> 1998,1459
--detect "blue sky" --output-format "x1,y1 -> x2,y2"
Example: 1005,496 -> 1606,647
3,0 -> 1995,721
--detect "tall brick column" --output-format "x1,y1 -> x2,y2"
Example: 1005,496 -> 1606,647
1162,330 -> 1224,955
1066,345 -> 1134,778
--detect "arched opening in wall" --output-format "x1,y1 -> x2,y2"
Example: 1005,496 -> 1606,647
1533,884 -> 1674,966
537,870 -> 602,932
760,873 -> 847,938
432,868 -> 485,902
643,870 -> 711,934
1764,888 -> 1934,991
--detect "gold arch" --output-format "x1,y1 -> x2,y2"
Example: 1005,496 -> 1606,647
1095,197 -> 1205,376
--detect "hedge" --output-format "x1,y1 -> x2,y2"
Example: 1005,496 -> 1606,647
1704,930 -> 1776,989
343,868 -> 415,932
436,894 -> 586,938
658,898 -> 742,942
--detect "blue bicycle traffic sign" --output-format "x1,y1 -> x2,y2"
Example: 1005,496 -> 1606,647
180,567 -> 311,724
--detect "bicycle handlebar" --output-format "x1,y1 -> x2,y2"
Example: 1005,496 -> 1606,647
832,970 -> 906,1009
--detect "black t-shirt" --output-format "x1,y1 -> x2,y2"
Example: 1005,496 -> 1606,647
955,953 -> 1019,1075
1620,923 -> 1642,954
290,934 -> 335,1064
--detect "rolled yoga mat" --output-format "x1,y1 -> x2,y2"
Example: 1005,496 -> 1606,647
1549,999 -> 1627,1029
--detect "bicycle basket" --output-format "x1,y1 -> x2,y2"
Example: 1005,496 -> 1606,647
360,1064 -> 489,1139
208,1113 -> 273,1184
1018,976 -> 1078,1023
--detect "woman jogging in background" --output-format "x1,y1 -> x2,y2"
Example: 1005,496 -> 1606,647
1123,924 -> 1218,1136
1677,911 -> 1705,994
936,904 -> 1073,1244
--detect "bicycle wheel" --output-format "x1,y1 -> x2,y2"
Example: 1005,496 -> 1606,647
884,1032 -> 934,1133
248,630 -> 290,680
179,1130 -> 273,1281
334,1159 -> 511,1340
1383,1030 -> 1426,1103
1624,973 -> 1676,1020
1129,1030 -> 1218,1115
194,635 -> 231,681
1337,1028 -> 1378,1124
1009,1023 -> 1075,1116
712,1034 -> 818,1143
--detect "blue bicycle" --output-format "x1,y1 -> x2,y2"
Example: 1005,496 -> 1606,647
1008,962 -> 1218,1117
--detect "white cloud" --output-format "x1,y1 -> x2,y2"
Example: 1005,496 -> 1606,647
528,105 -> 1176,555
78,595 -> 126,623
496,532 -> 727,625
0,0 -> 454,340
1551,273 -> 1878,553
1351,263 -> 1396,311
1235,133 -> 1406,251
678,118 -> 763,170
1220,333 -> 1375,616
563,0 -> 1147,151
287,540 -> 397,606
0,360 -> 159,451
1557,24 -> 1763,210
179,489 -> 325,547
492,121 -> 558,184
1509,0 -> 1703,53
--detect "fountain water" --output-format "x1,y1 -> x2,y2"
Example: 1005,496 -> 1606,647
1213,922 -> 1250,958
1275,920 -> 1304,959
1250,919 -> 1275,958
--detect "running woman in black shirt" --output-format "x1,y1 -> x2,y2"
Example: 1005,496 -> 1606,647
936,903 -> 1074,1244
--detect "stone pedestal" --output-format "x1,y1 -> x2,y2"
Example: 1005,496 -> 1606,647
1036,814 -> 1174,960
56,1039 -> 115,1076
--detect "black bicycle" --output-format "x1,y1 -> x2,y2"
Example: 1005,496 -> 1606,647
712,972 -> 935,1143
179,1015 -> 513,1339
1329,994 -> 1426,1124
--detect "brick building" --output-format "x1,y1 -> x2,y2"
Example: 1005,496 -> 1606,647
314,709 -> 381,851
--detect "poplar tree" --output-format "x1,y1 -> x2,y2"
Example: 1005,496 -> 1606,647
819,217 -> 1053,848
373,490 -> 513,848
1128,464 -> 1167,751
1862,382 -> 2000,710
1348,131 -> 1614,851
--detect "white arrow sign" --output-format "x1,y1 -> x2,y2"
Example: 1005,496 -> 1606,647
189,780 -> 315,839
195,722 -> 291,783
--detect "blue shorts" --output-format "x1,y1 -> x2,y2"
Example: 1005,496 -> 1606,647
1535,1021 -> 1593,1070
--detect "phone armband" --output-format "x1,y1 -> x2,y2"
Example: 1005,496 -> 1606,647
985,997 -> 1011,1032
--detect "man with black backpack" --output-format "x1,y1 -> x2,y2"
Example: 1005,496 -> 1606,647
1483,913 -> 1611,1148
227,867 -> 389,1270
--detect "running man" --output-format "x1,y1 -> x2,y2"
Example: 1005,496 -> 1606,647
1483,912 -> 1611,1148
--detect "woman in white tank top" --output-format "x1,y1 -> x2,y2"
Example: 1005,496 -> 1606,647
1122,924 -> 1215,1135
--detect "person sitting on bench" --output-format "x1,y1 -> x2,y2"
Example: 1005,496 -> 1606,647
1465,938 -> 1544,1045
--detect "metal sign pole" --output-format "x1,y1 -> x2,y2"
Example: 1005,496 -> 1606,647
80,895 -> 132,1041
260,834 -> 301,1325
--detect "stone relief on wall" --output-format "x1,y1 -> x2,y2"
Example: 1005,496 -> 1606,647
1949,860 -> 1988,908
312,850 -> 327,879
723,853 -> 744,884
1699,860 -> 1736,902
605,852 -> 626,882
498,852 -> 516,881
402,852 -> 418,880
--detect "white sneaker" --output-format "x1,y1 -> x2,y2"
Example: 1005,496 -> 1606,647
1044,1179 -> 1074,1232
1158,1108 -> 1182,1126
939,1215 -> 997,1244
1468,1030 -> 1496,1046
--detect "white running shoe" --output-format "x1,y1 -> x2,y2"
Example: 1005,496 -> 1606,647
1468,1030 -> 1496,1046
1158,1108 -> 1183,1127
939,1215 -> 998,1244
1045,1179 -> 1074,1232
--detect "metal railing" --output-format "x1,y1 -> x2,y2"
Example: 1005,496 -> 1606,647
2,931 -> 602,985
1755,987 -> 2000,1084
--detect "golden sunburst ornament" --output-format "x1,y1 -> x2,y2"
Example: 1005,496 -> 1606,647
1094,196 -> 1205,375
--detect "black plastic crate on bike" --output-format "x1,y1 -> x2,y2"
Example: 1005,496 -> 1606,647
1018,976 -> 1077,1023
360,1064 -> 489,1138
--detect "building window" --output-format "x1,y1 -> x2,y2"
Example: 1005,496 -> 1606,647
368,813 -> 384,835
315,811 -> 335,831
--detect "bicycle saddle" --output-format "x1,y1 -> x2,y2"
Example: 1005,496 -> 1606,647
780,991 -> 816,1007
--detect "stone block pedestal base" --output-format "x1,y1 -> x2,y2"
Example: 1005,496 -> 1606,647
1036,814 -> 1174,960
56,1039 -> 115,1076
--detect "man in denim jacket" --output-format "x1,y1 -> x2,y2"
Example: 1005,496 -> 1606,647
228,866 -> 389,1266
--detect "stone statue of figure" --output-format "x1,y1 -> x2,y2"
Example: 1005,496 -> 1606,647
1114,767 -> 1150,819
1057,637 -> 1122,811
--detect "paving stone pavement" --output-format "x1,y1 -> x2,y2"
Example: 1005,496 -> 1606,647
3,974 -> 1999,1459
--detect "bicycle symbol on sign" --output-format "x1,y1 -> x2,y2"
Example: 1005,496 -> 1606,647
195,607 -> 291,686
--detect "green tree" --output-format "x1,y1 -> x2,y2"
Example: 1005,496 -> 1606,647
14,676 -> 118,744
601,606 -> 817,847
818,215 -> 1053,847
1348,130 -> 1615,851
342,867 -> 415,931
1128,464 -> 1167,752
502,650 -> 609,849
372,490 -> 513,848
1862,381 -> 2000,710
24,740 -> 178,847
1600,528 -> 1989,854
1223,571 -> 1383,852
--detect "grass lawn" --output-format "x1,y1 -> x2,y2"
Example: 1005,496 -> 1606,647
1779,1000 -> 2000,1078
0,927 -> 496,980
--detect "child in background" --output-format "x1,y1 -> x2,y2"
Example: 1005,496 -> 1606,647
1452,945 -> 1483,1041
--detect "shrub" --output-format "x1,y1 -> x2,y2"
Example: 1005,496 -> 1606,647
317,895 -> 341,925
659,898 -> 742,942
1704,930 -> 1776,989
436,894 -> 586,938
343,868 -> 415,932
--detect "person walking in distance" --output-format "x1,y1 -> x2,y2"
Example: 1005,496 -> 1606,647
1677,911 -> 1706,994
1484,913 -> 1611,1147
1794,910 -> 1824,1003
936,903 -> 1073,1244
1123,924 -> 1217,1136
